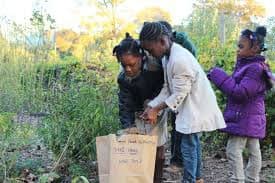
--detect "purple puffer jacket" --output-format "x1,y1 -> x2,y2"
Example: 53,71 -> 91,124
208,55 -> 268,138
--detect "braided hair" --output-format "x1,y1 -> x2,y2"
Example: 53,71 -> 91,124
139,21 -> 170,41
241,26 -> 267,52
158,20 -> 172,33
113,33 -> 144,61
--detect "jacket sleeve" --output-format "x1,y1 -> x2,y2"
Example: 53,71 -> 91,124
164,59 -> 194,111
148,82 -> 170,108
208,65 -> 264,101
149,55 -> 195,111
118,80 -> 136,129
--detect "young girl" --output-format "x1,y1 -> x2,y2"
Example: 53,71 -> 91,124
139,22 -> 226,183
158,20 -> 198,171
208,26 -> 268,182
113,33 -> 168,183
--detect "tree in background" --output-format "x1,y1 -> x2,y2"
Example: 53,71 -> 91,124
135,7 -> 172,27
28,0 -> 56,61
77,0 -> 137,69
266,16 -> 275,64
55,29 -> 80,58
176,0 -> 266,71
214,0 -> 265,44
93,0 -> 126,40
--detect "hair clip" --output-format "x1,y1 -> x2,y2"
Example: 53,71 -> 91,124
249,32 -> 257,41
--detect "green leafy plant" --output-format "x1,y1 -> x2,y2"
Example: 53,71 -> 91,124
0,113 -> 34,181
39,65 -> 120,164
38,172 -> 60,183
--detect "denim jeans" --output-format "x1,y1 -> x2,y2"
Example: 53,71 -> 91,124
180,133 -> 202,183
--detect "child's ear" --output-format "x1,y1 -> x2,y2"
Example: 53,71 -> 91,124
160,36 -> 169,47
252,44 -> 260,53
160,37 -> 166,46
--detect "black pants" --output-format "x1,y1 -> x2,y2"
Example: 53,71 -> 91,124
272,135 -> 275,148
154,146 -> 165,183
170,112 -> 183,166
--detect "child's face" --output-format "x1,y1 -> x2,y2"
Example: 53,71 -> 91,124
141,37 -> 168,59
120,54 -> 142,77
237,36 -> 259,59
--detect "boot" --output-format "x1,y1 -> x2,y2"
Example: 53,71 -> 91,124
154,146 -> 165,183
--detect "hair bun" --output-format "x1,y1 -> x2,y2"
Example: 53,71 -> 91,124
125,32 -> 131,38
256,26 -> 267,37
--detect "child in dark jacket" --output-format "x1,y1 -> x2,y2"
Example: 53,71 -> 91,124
113,33 -> 167,183
208,26 -> 269,183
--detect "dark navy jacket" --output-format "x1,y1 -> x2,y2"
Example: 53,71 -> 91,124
117,60 -> 164,128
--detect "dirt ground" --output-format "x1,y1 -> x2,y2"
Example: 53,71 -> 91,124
15,114 -> 275,183
17,139 -> 275,183
162,154 -> 275,183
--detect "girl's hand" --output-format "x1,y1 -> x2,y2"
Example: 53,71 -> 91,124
142,107 -> 158,124
207,66 -> 221,80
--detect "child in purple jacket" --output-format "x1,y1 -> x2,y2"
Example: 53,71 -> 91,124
208,26 -> 269,183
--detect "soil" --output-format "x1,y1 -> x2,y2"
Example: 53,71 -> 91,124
162,153 -> 275,183
14,114 -> 275,183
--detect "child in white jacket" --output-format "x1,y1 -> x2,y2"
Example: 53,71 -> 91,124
139,22 -> 226,183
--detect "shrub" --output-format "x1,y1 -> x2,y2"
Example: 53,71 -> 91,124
0,113 -> 34,181
39,66 -> 120,162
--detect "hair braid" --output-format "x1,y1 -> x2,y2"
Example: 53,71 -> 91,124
139,22 -> 170,41
112,32 -> 144,62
